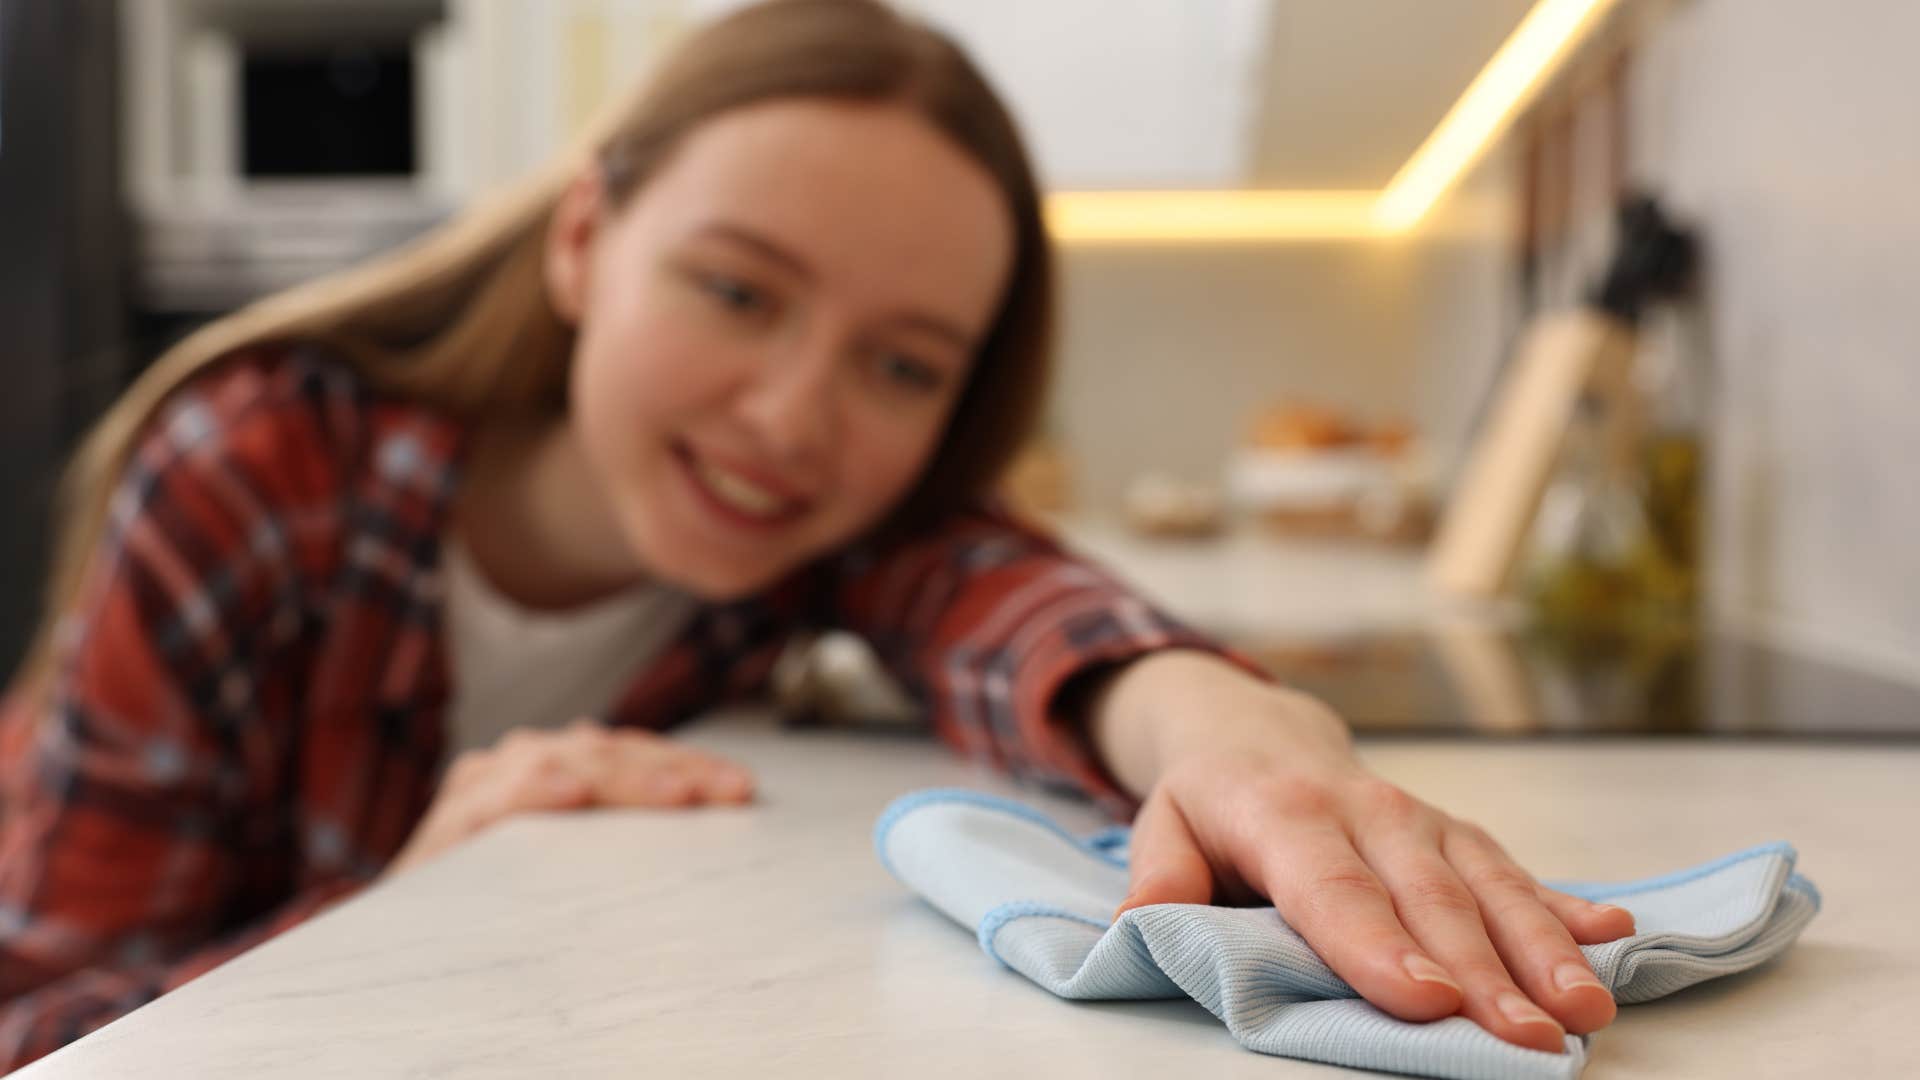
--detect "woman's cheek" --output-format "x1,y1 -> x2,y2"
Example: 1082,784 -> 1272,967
848,419 -> 944,522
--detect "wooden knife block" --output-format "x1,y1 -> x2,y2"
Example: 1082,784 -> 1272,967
1427,307 -> 1638,599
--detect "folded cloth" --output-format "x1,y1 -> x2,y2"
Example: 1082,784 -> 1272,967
874,788 -> 1820,1080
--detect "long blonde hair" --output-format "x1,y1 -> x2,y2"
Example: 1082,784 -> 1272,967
16,0 -> 1054,697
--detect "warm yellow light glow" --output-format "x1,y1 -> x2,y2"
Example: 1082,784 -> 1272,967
1046,190 -> 1379,244
1373,0 -> 1620,231
1048,0 -> 1618,244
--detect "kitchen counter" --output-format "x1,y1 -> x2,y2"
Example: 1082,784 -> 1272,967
1056,516 -> 1437,642
19,709 -> 1917,1079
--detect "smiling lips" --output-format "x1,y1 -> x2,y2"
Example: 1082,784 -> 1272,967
675,442 -> 810,526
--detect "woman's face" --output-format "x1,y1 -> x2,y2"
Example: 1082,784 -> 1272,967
551,99 -> 1016,600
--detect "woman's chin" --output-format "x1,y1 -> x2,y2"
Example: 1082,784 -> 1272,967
644,545 -> 802,603
627,496 -> 868,602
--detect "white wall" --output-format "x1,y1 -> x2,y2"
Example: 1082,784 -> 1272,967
1051,242 -> 1419,506
1049,151 -> 1518,513
1627,0 -> 1920,677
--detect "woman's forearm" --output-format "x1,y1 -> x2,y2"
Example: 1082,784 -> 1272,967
1084,649 -> 1355,798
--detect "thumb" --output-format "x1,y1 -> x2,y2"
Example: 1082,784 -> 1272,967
1113,787 -> 1213,920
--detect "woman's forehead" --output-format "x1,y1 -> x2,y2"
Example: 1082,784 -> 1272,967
632,99 -> 1015,327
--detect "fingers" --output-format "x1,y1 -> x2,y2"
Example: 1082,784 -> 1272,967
1535,884 -> 1637,944
1352,805 -> 1569,1052
427,746 -> 592,850
602,727 -> 757,805
1444,824 -> 1617,1039
1250,812 -> 1465,1024
471,746 -> 595,829
537,721 -> 758,807
390,723 -> 755,877
1114,787 -> 1213,918
1119,760 -> 1632,1057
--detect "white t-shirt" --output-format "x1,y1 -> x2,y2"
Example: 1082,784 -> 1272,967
441,537 -> 699,756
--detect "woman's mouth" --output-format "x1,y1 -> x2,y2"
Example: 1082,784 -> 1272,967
674,443 -> 808,529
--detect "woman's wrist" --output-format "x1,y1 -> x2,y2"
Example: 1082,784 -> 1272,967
1083,648 -> 1355,797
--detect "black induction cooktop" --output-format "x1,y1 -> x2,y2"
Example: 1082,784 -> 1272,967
1233,627 -> 1920,740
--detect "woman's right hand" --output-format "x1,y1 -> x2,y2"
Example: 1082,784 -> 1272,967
386,719 -> 756,876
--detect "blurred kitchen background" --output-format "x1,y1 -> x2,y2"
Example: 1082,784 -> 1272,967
3,0 -> 1916,734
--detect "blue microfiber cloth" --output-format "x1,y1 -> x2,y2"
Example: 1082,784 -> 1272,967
874,788 -> 1820,1080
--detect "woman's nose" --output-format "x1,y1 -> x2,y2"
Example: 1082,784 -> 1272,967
735,339 -> 839,470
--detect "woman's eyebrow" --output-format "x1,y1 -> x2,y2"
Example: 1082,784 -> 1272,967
887,312 -> 977,351
694,222 -> 979,350
692,222 -> 814,279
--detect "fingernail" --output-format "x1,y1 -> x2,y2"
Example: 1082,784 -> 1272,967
1497,992 -> 1562,1032
1554,961 -> 1606,993
1590,902 -> 1629,918
1402,955 -> 1462,993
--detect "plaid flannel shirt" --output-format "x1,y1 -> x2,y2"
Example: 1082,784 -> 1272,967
0,345 -> 1242,1070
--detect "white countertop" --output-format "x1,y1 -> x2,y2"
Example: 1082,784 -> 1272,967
19,710 -> 1918,1079
1055,517 -> 1440,642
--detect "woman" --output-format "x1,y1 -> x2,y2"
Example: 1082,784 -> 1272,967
0,0 -> 1630,1068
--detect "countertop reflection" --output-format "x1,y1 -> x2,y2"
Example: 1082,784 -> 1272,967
1237,626 -> 1920,739
1055,516 -> 1920,740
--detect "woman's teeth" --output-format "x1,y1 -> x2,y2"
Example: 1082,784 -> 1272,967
693,457 -> 791,517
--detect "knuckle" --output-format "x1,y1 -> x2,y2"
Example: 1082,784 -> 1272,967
1292,869 -> 1389,932
568,722 -> 611,746
1398,874 -> 1480,918
498,727 -> 537,752
1455,819 -> 1495,846
1305,864 -> 1387,904
1257,775 -> 1340,819
1447,820 -> 1500,859
514,740 -> 566,772
1357,777 -> 1423,826
498,771 -> 541,802
1481,892 -> 1555,933
649,772 -> 696,803
1474,862 -> 1538,897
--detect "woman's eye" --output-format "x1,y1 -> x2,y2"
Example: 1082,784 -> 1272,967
700,274 -> 766,314
877,352 -> 944,393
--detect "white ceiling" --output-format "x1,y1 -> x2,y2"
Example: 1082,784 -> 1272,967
1252,0 -> 1538,188
904,0 -> 1543,191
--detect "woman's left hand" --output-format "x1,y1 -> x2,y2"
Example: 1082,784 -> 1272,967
1089,652 -> 1636,1054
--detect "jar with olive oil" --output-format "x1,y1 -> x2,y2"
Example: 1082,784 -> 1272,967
1523,303 -> 1705,643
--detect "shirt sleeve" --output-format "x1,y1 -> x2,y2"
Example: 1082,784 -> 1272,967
0,369 -> 360,1071
818,503 -> 1270,820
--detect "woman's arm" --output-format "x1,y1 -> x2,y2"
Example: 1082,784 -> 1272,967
817,503 -> 1261,819
0,361 -> 362,1070
1081,647 -> 1353,796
